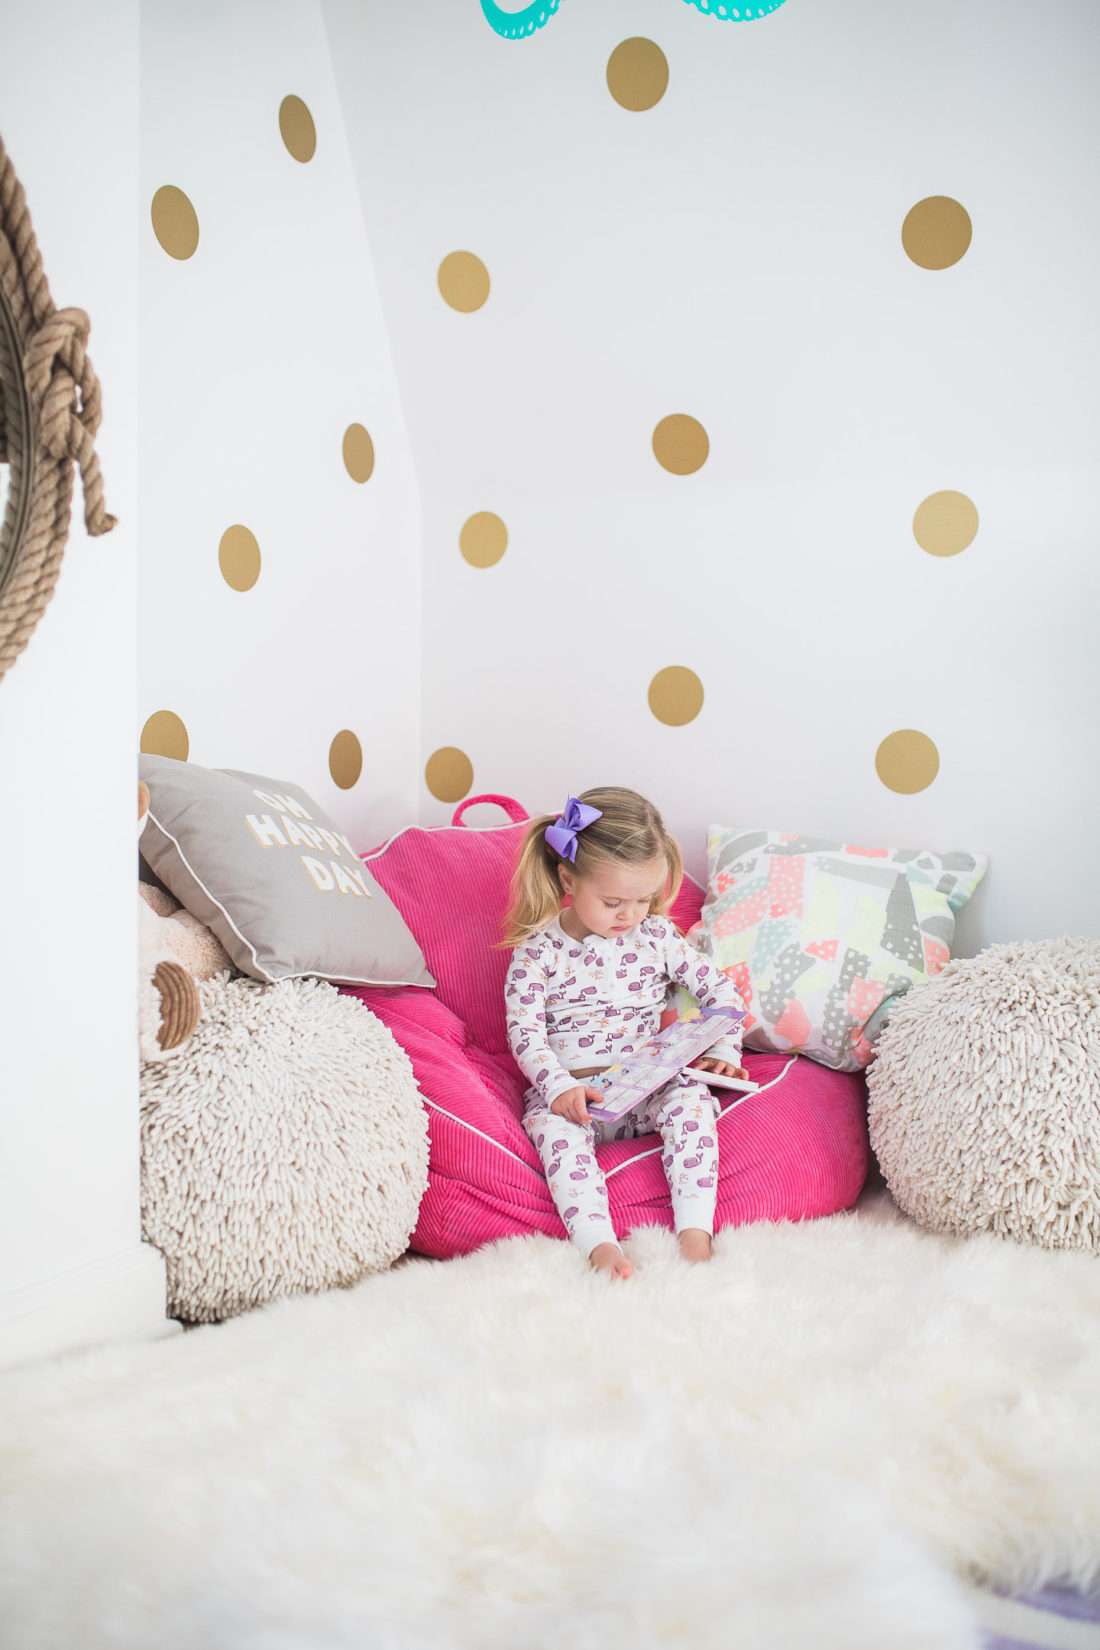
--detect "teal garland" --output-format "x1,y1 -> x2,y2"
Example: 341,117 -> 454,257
479,0 -> 786,38
681,0 -> 788,16
479,0 -> 561,39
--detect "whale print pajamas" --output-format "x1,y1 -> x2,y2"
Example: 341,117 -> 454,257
505,914 -> 746,1255
523,1073 -> 723,1252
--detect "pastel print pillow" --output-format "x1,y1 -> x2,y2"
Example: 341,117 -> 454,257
690,826 -> 988,1073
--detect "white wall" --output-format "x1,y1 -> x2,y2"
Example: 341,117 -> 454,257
140,0 -> 422,850
324,0 -> 1100,949
0,2 -> 167,1357
1,0 -> 424,1370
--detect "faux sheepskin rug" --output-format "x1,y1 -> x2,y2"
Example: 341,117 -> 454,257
2,1199 -> 1099,1650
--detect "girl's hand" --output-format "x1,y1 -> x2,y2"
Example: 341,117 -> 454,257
692,1056 -> 750,1082
550,1085 -> 604,1125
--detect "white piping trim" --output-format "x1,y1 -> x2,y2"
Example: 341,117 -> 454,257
420,1097 -> 540,1174
146,813 -> 269,977
602,1056 -> 799,1180
144,814 -> 433,991
715,1056 -> 798,1122
417,1058 -> 799,1187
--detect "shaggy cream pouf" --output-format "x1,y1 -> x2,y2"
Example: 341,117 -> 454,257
1,1202 -> 1099,1650
867,937 -> 1100,1251
141,974 -> 429,1320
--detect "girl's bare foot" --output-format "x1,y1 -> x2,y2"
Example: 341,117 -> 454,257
589,1242 -> 633,1279
678,1228 -> 713,1264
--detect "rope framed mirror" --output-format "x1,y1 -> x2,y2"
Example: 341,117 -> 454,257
0,131 -> 116,685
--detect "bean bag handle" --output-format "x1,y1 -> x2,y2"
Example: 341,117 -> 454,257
451,793 -> 529,827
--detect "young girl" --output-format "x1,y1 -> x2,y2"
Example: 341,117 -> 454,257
503,786 -> 748,1279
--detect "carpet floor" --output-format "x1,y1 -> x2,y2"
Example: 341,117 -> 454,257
1,1193 -> 1098,1649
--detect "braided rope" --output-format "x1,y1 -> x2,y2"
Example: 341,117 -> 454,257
0,130 -> 116,685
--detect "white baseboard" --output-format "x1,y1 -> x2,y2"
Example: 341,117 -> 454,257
0,1243 -> 178,1371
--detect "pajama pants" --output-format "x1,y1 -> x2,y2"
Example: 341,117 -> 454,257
523,1072 -> 721,1256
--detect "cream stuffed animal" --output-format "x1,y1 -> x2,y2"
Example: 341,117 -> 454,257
138,779 -> 232,1061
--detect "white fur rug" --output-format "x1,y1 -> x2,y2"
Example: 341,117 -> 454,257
2,1197 -> 1099,1650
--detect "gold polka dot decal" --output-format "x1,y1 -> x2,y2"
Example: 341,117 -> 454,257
425,747 -> 474,803
648,666 -> 704,727
875,730 -> 939,794
438,251 -> 490,313
459,512 -> 508,569
151,186 -> 199,261
912,491 -> 978,558
218,525 -> 261,591
607,38 -> 669,111
141,710 -> 190,762
329,729 -> 363,790
343,424 -> 375,483
652,415 -> 709,476
902,197 -> 972,270
279,95 -> 316,163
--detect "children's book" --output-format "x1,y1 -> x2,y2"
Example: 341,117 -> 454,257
584,1007 -> 756,1122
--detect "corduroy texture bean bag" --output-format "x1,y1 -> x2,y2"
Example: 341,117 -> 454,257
348,798 -> 870,1258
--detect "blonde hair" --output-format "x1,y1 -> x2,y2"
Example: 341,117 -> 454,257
502,786 -> 683,947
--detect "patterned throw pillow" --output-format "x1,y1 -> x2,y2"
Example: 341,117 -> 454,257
689,826 -> 988,1072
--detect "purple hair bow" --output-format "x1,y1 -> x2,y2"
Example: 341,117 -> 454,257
544,797 -> 602,862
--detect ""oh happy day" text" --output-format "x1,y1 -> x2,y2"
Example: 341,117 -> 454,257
244,789 -> 373,897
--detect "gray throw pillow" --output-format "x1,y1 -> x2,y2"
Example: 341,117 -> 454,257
139,755 -> 435,989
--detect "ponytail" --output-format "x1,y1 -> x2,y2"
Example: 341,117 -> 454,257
501,813 -> 568,947
655,827 -> 684,915
501,787 -> 684,947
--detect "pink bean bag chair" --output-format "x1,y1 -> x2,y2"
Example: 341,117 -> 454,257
345,797 -> 870,1259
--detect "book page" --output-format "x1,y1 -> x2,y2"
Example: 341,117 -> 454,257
586,1008 -> 744,1121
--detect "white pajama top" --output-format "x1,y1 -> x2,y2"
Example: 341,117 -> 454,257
504,913 -> 746,1109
